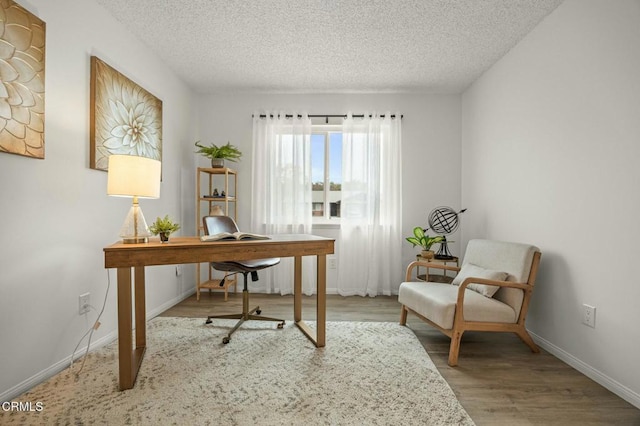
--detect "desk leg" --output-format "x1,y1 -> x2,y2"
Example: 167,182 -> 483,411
294,256 -> 302,322
134,267 -> 146,350
117,268 -> 133,390
294,254 -> 326,348
116,267 -> 146,391
316,254 -> 326,347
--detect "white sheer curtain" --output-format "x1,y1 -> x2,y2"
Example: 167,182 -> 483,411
337,112 -> 403,296
251,112 -> 316,295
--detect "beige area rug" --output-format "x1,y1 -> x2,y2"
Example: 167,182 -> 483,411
2,318 -> 474,425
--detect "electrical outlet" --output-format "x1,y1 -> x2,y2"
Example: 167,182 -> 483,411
79,293 -> 90,315
582,304 -> 596,328
328,257 -> 337,269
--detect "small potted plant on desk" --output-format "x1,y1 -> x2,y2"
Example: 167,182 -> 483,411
149,215 -> 181,243
406,227 -> 444,260
194,141 -> 242,168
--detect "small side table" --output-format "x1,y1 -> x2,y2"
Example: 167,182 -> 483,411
416,255 -> 459,283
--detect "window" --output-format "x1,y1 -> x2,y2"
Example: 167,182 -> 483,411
311,126 -> 342,223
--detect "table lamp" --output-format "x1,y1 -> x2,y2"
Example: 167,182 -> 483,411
107,155 -> 161,243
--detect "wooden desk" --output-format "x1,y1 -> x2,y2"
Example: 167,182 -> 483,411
104,234 -> 334,390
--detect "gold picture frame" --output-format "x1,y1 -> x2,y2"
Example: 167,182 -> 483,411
0,1 -> 46,159
90,56 -> 162,171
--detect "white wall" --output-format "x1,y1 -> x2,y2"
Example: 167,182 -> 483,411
461,0 -> 640,407
195,93 -> 462,291
0,0 -> 196,400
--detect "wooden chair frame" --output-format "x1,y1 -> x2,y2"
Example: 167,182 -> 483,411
400,251 -> 542,366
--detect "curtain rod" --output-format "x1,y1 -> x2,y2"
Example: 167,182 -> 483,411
253,113 -> 403,122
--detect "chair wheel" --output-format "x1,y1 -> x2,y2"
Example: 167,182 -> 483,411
277,322 -> 285,329
222,337 -> 230,344
205,319 -> 212,324
256,309 -> 262,315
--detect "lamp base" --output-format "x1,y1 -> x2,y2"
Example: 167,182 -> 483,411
119,201 -> 152,244
122,236 -> 149,244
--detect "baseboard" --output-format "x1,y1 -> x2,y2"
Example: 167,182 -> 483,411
1,287 -> 195,403
0,329 -> 118,403
529,330 -> 640,409
147,287 -> 196,318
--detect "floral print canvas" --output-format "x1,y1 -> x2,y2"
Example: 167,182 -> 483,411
0,0 -> 46,159
90,56 -> 162,171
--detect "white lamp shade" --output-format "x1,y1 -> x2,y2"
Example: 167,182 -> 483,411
107,155 -> 161,199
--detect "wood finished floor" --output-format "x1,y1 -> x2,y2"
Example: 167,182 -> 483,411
161,293 -> 640,425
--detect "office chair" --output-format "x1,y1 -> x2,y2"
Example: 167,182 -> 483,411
202,215 -> 285,344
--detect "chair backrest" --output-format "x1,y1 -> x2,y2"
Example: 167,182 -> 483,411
203,215 -> 239,235
462,239 -> 540,314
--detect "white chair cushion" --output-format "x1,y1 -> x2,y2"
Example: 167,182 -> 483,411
462,240 -> 539,314
451,263 -> 508,298
398,281 -> 517,330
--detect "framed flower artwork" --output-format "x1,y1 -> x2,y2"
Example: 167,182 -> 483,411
89,56 -> 162,171
0,1 -> 46,159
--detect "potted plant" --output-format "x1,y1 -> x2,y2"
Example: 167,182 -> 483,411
194,141 -> 242,168
406,227 -> 444,260
149,215 -> 181,243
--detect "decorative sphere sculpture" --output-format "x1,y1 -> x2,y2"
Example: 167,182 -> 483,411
426,207 -> 466,259
428,207 -> 461,235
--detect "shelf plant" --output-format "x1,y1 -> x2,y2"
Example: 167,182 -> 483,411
194,141 -> 242,167
149,215 -> 181,242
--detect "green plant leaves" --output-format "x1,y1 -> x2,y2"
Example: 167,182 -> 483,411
406,236 -> 421,246
406,226 -> 444,250
194,141 -> 242,161
149,215 -> 181,235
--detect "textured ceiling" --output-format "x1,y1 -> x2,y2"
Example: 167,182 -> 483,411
95,0 -> 564,94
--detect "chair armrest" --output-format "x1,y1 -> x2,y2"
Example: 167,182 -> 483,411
405,261 -> 461,281
455,277 -> 531,320
459,278 -> 530,292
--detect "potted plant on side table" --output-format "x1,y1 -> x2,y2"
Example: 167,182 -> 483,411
149,215 -> 181,243
194,141 -> 242,168
405,226 -> 444,260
